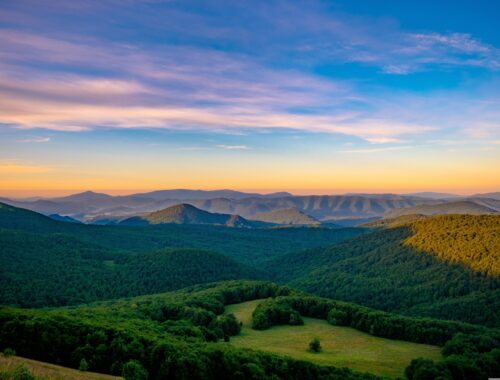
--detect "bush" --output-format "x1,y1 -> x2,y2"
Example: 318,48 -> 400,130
78,358 -> 88,372
309,337 -> 322,353
2,348 -> 16,357
123,360 -> 148,380
1,365 -> 35,380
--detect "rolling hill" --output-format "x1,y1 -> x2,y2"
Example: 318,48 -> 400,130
473,192 -> 500,200
386,200 -> 498,217
0,201 -> 365,265
0,202 -> 367,308
270,215 -> 500,326
0,228 -> 262,307
188,194 -> 439,221
0,191 -> 441,222
119,204 -> 254,227
251,208 -> 320,225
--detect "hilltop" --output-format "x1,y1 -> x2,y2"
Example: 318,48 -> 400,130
386,200 -> 498,217
119,203 -> 255,227
251,208 -> 320,225
270,214 -> 500,326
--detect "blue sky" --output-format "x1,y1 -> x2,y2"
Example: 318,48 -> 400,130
0,0 -> 499,195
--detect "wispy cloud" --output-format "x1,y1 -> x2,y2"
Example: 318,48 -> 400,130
17,136 -> 51,143
341,146 -> 412,154
0,1 -> 499,148
216,145 -> 250,150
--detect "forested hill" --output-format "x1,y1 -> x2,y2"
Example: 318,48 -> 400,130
386,200 -> 498,217
0,203 -> 365,307
270,215 -> 500,326
0,202 -> 366,265
0,229 -> 262,307
404,214 -> 500,276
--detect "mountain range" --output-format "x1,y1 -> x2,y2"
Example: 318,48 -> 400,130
0,189 -> 498,226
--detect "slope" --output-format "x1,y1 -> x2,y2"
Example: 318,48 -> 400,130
0,229 -> 261,307
0,355 -> 121,380
1,193 -> 439,221
386,200 -> 497,217
251,208 -> 320,225
0,202 -> 366,265
270,215 -> 500,326
119,203 -> 253,227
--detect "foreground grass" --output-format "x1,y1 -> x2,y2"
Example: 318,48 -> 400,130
225,299 -> 442,378
0,355 -> 122,380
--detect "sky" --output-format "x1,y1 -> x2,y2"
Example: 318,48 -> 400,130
0,0 -> 499,197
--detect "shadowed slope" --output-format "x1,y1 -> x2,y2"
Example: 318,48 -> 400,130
270,215 -> 500,326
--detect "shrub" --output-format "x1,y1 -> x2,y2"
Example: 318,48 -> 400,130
309,337 -> 322,353
78,358 -> 88,372
123,360 -> 148,380
2,348 -> 16,357
5,365 -> 35,380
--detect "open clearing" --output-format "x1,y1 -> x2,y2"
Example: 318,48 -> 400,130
0,355 -> 122,380
225,299 -> 442,378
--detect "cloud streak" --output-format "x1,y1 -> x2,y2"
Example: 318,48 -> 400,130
0,1 -> 499,148
17,136 -> 51,143
216,145 -> 250,150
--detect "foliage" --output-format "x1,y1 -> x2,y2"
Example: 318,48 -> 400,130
0,281 -> 389,380
0,202 -> 365,308
252,299 -> 304,330
0,365 -> 35,380
2,350 -> 15,358
2,281 -> 499,379
271,215 -> 500,326
0,230 -> 263,307
309,337 -> 321,353
78,358 -> 88,372
122,360 -> 147,380
0,202 -> 365,266
404,214 -> 500,276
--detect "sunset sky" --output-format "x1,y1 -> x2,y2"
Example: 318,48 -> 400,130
1,0 -> 499,197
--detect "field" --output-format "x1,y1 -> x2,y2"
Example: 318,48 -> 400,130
225,300 -> 443,378
0,355 -> 122,380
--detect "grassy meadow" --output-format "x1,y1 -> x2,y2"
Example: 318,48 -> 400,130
225,299 -> 443,378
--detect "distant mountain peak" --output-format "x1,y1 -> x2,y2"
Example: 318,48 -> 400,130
120,203 -> 254,227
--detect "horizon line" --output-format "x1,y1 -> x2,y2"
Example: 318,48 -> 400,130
1,188 -> 497,199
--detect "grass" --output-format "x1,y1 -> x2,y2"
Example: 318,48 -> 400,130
0,355 -> 122,380
225,299 -> 443,378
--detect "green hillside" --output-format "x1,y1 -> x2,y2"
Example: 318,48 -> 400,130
404,214 -> 500,276
0,229 -> 261,307
0,202 -> 365,266
270,215 -> 500,326
1,281 -> 498,380
386,200 -> 497,217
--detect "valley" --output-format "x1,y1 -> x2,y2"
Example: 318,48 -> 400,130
0,196 -> 499,379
